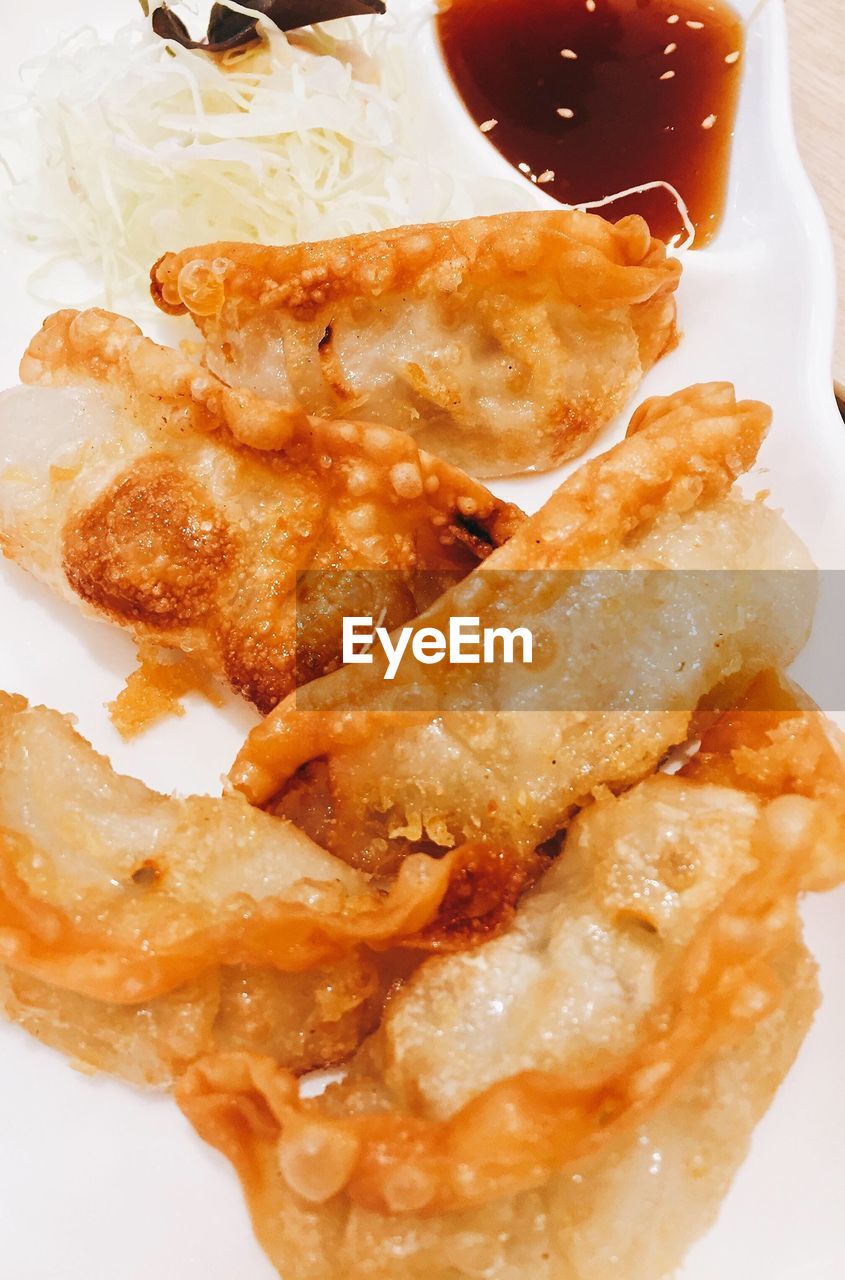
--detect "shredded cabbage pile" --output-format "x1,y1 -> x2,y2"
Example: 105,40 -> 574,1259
0,1 -> 522,309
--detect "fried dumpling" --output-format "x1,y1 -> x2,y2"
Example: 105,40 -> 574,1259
230,385 -> 815,873
178,692 -> 845,1280
0,693 -> 526,1085
0,309 -> 521,714
150,211 -> 681,477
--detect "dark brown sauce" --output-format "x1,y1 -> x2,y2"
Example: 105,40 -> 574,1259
438,0 -> 744,247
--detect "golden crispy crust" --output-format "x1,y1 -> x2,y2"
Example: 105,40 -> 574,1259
23,310 -> 525,508
168,946 -> 820,1279
230,383 -> 773,807
0,955 -> 389,1088
152,212 -> 679,318
0,814 -> 532,1005
0,693 -> 540,1085
63,457 -> 236,628
150,212 -> 681,477
13,310 -> 522,713
0,697 -> 534,1008
178,702 -> 845,1233
0,826 -> 503,1003
507,381 -> 771,570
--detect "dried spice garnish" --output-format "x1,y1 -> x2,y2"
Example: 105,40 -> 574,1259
151,0 -> 386,53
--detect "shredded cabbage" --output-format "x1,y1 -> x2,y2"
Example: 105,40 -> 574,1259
578,181 -> 695,251
0,1 -> 524,310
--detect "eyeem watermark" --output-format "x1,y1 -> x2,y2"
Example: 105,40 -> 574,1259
296,569 -> 837,712
343,616 -> 534,681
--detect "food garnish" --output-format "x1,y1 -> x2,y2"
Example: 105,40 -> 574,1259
151,0 -> 387,55
1,3 -> 521,309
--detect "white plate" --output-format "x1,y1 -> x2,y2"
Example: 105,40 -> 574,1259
0,2 -> 843,1277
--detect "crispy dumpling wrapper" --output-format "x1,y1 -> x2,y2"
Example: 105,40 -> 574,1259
180,956 -> 817,1279
177,692 -> 845,1278
150,210 -> 681,477
0,309 -> 521,713
0,693 -> 534,1082
230,384 -> 815,871
0,953 -> 394,1089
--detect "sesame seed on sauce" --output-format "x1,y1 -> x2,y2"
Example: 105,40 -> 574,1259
438,0 -> 744,247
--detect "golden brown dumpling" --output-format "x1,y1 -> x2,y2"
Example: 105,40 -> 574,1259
151,211 -> 681,477
0,693 -> 523,1085
231,385 -> 815,874
0,308 -> 520,713
178,695 -> 845,1279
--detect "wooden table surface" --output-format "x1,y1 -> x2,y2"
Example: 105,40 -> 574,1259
788,0 -> 845,394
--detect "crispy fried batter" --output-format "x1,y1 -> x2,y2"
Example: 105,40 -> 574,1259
0,956 -> 390,1089
230,385 -> 814,873
181,960 -> 816,1280
0,694 -> 532,1083
151,211 -> 681,476
177,701 -> 843,1279
107,644 -> 224,740
1,309 -> 521,713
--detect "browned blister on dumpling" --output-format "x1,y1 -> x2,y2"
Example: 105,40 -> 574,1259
151,211 -> 681,477
178,695 -> 845,1279
231,384 -> 815,874
0,309 -> 521,713
0,693 -> 530,1085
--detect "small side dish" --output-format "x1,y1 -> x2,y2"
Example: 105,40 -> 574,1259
2,1 -> 520,309
439,0 -> 745,246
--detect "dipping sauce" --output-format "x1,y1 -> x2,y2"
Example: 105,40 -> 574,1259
438,0 -> 744,246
